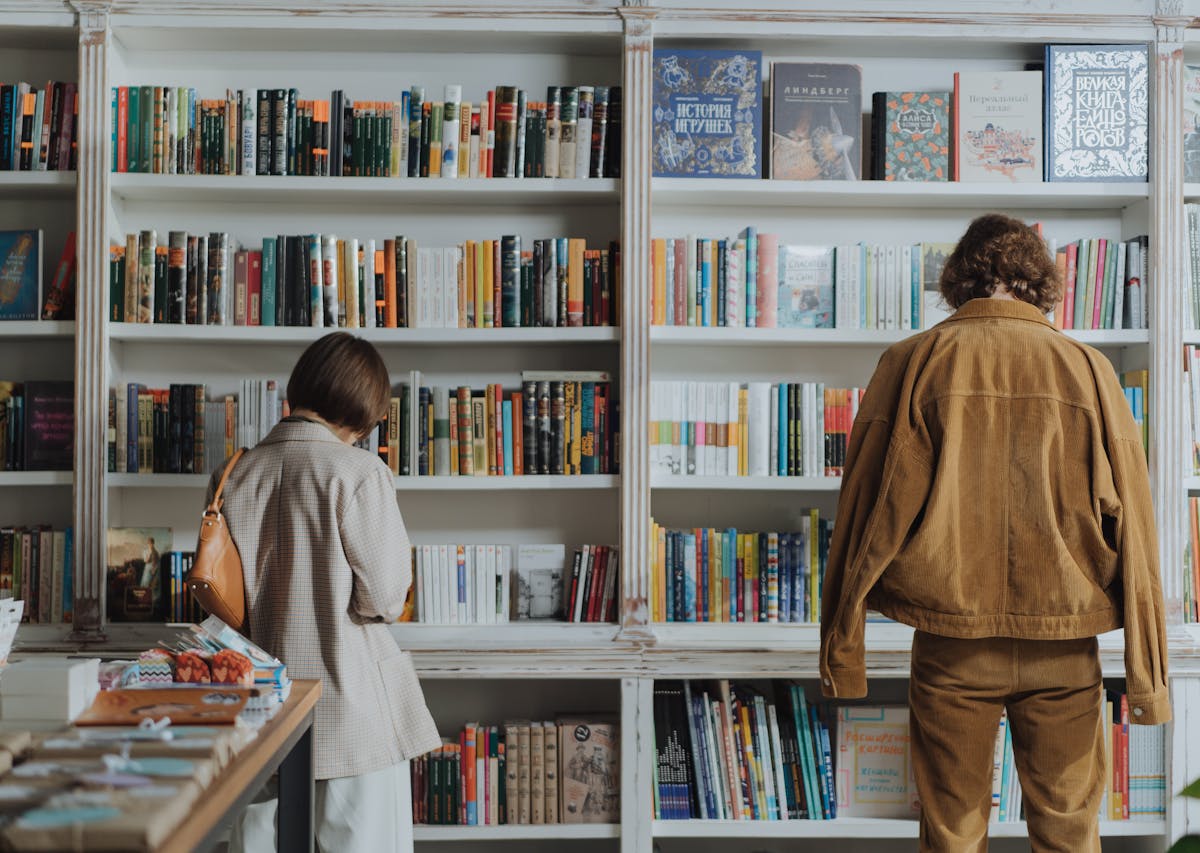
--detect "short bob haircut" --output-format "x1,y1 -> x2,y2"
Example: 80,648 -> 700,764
286,332 -> 390,438
939,213 -> 1062,314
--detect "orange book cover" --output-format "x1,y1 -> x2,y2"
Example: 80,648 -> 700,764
383,238 -> 398,327
482,240 -> 495,327
651,238 -> 666,325
486,384 -> 498,476
492,239 -> 502,328
74,687 -> 254,726
511,391 -> 524,476
567,238 -> 585,326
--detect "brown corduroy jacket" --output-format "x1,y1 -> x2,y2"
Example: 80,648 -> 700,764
818,298 -> 1170,724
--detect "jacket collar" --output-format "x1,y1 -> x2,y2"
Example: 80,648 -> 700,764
258,418 -> 346,446
942,297 -> 1053,328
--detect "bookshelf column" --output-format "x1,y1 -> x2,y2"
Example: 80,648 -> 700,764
69,0 -> 111,639
618,6 -> 656,641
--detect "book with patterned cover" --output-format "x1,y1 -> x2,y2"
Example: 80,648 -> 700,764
1045,44 -> 1148,182
652,48 -> 762,178
872,91 -> 949,181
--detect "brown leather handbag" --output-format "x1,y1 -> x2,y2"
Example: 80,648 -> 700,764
186,448 -> 247,630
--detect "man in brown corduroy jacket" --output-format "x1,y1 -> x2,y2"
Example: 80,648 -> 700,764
819,214 -> 1170,852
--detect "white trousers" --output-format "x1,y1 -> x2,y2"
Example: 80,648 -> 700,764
228,761 -> 413,853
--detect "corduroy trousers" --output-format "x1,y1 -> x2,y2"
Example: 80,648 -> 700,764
909,631 -> 1105,853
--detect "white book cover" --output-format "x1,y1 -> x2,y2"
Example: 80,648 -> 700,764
953,70 -> 1043,183
748,382 -> 770,477
446,246 -> 460,329
498,545 -> 511,623
420,545 -> 434,623
835,706 -> 919,818
884,245 -> 897,331
442,84 -> 462,179
901,245 -> 914,331
485,544 -> 498,625
727,381 -> 740,476
362,239 -> 376,328
777,245 -> 834,328
241,93 -> 256,176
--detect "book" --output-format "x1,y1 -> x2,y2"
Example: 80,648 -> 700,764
22,381 -> 73,471
952,71 -> 1042,182
834,706 -> 919,818
770,63 -> 862,180
1185,65 -> 1200,183
105,527 -> 172,623
871,91 -> 950,181
920,241 -> 956,328
559,717 -> 619,823
777,245 -> 834,328
652,48 -> 763,178
74,686 -> 254,726
1045,44 -> 1148,182
513,543 -> 566,620
0,230 -> 41,320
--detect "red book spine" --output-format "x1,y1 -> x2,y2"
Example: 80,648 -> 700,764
1092,238 -> 1107,330
248,250 -> 262,326
117,87 -> 129,172
486,89 -> 496,178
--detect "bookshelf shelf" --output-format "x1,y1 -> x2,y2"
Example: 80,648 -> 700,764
391,623 -> 619,651
1185,182 -> 1200,200
651,178 -> 1150,210
109,174 -> 620,207
649,819 -> 1164,839
107,474 -> 619,491
651,474 -> 840,491
109,324 -> 620,346
649,327 -> 1149,347
0,321 -> 75,340
0,472 -> 72,487
1187,476 -> 1200,492
0,171 -> 75,198
413,824 -> 620,841
402,475 -> 619,491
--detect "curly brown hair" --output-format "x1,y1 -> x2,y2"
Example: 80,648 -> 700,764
939,214 -> 1062,313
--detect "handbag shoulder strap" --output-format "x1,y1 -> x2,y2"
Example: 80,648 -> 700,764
207,448 -> 247,512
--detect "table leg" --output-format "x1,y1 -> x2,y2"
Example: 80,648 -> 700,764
276,724 -> 314,853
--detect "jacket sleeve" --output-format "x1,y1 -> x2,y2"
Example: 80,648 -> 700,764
819,369 -> 934,699
1095,368 -> 1170,724
339,462 -> 414,622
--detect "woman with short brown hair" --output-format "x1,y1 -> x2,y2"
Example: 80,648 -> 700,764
820,214 -> 1169,852
218,332 -> 438,853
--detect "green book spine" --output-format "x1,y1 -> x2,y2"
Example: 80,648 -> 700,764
139,85 -> 152,173
261,236 -> 277,327
1073,238 -> 1090,330
352,104 -> 365,177
111,251 -> 124,322
128,87 -> 140,173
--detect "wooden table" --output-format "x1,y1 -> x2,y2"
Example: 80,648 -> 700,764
158,679 -> 321,853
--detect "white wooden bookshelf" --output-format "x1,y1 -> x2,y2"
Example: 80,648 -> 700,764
650,326 -> 1150,347
5,1 -> 1198,851
651,474 -> 841,491
414,824 -> 620,841
650,819 -> 1166,839
0,321 -> 75,340
0,472 -> 72,487
108,473 -> 618,491
0,171 -> 75,198
652,178 -> 1151,210
109,324 -> 620,346
109,173 -> 620,207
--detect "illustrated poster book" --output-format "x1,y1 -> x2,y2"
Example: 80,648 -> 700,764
1045,44 -> 1148,182
105,527 -> 171,622
872,91 -> 950,181
1186,64 -> 1200,182
770,62 -> 862,180
0,230 -> 42,321
835,705 -> 920,818
777,245 -> 834,328
652,48 -> 762,178
22,380 -> 73,471
558,717 -> 619,823
952,71 -> 1042,182
73,686 -> 253,726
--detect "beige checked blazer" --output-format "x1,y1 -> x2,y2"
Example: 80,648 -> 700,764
207,418 -> 440,779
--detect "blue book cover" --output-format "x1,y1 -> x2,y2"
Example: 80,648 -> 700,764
652,48 -> 762,178
682,532 -> 697,622
0,230 -> 41,321
1045,44 -> 1148,182
502,399 -> 514,476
